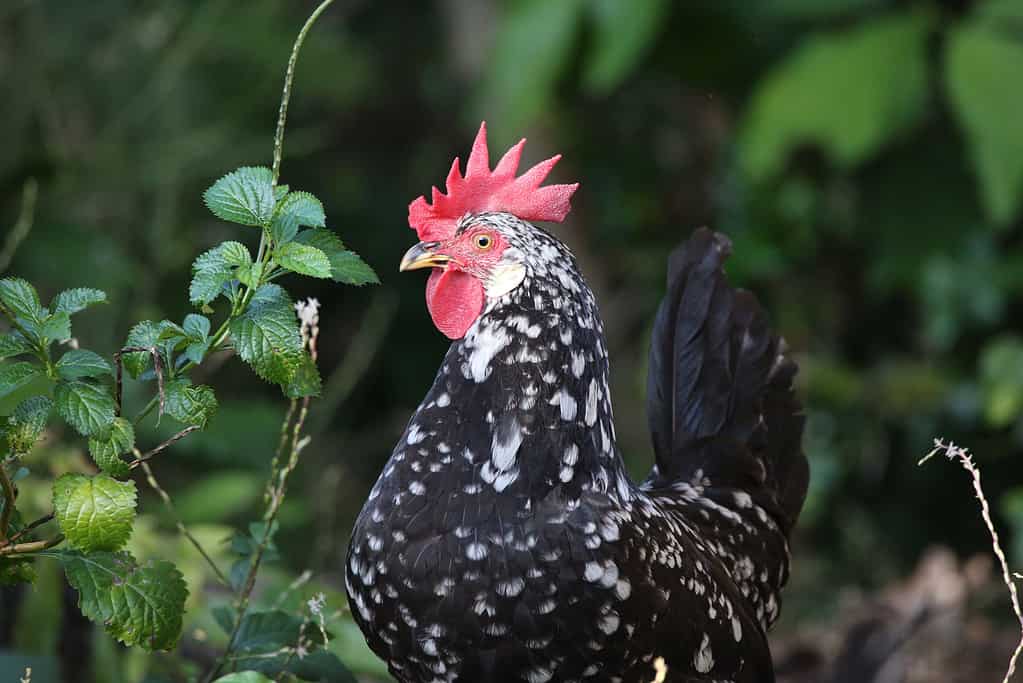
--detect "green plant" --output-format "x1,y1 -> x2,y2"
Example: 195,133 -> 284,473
0,1 -> 374,679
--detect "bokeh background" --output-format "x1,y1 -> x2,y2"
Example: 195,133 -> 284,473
2,0 -> 1023,681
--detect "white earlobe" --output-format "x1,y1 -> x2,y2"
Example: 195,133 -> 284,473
485,262 -> 527,299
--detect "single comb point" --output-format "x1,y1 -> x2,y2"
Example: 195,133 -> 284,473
408,122 -> 579,241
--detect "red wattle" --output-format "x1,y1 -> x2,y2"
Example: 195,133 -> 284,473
426,269 -> 485,340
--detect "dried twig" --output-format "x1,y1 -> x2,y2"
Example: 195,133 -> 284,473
114,345 -> 166,418
920,438 -> 1023,683
128,425 -> 200,468
1,513 -> 54,547
0,463 -> 15,541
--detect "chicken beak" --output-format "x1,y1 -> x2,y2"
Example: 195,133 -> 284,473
399,241 -> 450,272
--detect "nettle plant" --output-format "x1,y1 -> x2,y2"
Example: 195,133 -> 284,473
0,2 -> 373,680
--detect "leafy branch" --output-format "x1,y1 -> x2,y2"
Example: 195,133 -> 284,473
0,0 -> 375,664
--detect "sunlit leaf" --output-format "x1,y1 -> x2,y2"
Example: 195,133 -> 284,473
53,473 -> 137,551
203,166 -> 276,227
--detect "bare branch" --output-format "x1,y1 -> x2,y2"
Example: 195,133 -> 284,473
920,438 -> 1023,683
128,426 -> 200,468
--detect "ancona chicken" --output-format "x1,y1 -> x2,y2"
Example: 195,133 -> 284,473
347,123 -> 809,683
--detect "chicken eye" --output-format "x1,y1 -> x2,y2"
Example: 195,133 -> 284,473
474,234 -> 493,250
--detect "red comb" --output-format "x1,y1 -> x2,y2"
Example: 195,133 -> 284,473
408,122 -> 579,241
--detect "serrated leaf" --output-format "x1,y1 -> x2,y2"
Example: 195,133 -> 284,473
274,242 -> 332,279
271,191 -> 326,245
203,166 -> 276,226
230,610 -> 354,682
229,285 -> 303,387
328,250 -> 379,286
0,362 -> 44,401
3,396 -> 52,454
57,549 -> 188,651
274,184 -> 290,200
583,0 -> 669,94
0,277 -> 43,323
236,262 -> 264,289
946,20 -> 1023,224
57,349 -> 112,380
740,12 -> 930,180
190,241 -> 253,306
52,288 -> 107,315
164,380 -> 218,428
54,380 -> 115,436
285,353 -> 322,399
183,313 -> 211,341
39,311 -> 72,342
123,321 -> 163,378
295,229 -> 379,285
53,473 -> 137,551
0,333 -> 33,360
88,417 -> 135,477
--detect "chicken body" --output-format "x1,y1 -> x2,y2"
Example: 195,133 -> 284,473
347,218 -> 808,683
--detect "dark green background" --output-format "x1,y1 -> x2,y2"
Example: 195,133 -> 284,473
2,0 -> 1022,680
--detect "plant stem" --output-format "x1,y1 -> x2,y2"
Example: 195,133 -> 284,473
0,463 -> 16,542
1,513 -> 54,548
0,534 -> 64,557
138,461 -> 230,588
0,178 -> 38,275
203,2 -> 336,677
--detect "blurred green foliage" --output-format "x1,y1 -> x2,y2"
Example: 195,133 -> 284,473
2,0 -> 1023,680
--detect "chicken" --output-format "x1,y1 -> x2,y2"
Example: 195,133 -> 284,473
346,123 -> 809,683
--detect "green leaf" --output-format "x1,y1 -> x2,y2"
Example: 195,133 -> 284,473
0,333 -> 33,360
213,675 -> 273,683
229,284 -> 304,387
230,610 -> 355,683
327,249 -> 379,286
203,166 -> 276,227
39,311 -> 72,342
980,335 -> 1023,427
0,278 -> 43,323
56,349 -> 113,380
183,313 -> 211,341
583,0 -> 669,94
279,191 -> 325,229
274,242 -> 332,279
946,19 -> 1023,224
190,241 -> 253,306
740,12 -> 931,181
57,549 -> 188,651
270,191 -> 325,245
54,380 -> 115,436
3,396 -> 52,454
123,320 -> 162,378
164,380 -> 218,428
274,184 -> 290,200
53,473 -> 137,552
88,417 -> 135,477
52,288 -> 107,315
480,0 -> 584,132
0,362 -> 44,402
295,229 -> 379,285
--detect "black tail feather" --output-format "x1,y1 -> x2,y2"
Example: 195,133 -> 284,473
645,228 -> 808,536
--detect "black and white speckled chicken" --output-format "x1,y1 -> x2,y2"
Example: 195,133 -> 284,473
346,123 -> 809,683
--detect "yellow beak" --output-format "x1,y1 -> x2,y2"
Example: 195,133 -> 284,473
399,242 -> 451,272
